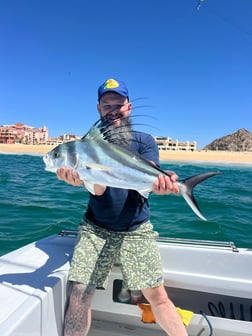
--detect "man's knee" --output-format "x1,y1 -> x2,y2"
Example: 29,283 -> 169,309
142,285 -> 169,306
69,282 -> 95,305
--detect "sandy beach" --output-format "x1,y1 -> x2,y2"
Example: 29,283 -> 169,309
0,143 -> 252,163
0,144 -> 55,155
159,149 -> 252,163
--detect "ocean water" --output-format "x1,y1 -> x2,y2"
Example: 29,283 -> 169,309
0,153 -> 251,256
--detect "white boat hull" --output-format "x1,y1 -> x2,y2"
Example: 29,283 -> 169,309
0,232 -> 252,335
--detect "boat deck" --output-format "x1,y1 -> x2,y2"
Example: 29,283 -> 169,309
89,319 -> 165,336
89,318 -> 252,336
1,233 -> 252,336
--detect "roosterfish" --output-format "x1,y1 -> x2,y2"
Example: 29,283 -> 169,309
43,118 -> 222,221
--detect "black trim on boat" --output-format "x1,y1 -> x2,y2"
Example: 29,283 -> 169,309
59,229 -> 78,236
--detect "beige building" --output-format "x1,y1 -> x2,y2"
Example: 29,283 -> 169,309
154,136 -> 197,152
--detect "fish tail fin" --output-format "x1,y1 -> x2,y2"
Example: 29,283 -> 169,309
179,172 -> 223,221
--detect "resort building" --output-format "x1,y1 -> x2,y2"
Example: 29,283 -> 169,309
154,136 -> 197,152
0,123 -> 48,145
0,123 -> 80,146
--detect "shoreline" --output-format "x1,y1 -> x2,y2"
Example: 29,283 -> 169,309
159,149 -> 252,163
0,143 -> 252,163
0,143 -> 54,155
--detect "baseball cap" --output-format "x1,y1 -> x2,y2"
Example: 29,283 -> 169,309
98,78 -> 129,101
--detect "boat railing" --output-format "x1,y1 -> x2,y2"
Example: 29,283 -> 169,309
59,229 -> 78,237
157,237 -> 239,252
58,229 -> 239,252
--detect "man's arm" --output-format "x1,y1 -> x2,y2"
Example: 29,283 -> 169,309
138,135 -> 179,195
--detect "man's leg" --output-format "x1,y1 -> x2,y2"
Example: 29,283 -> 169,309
64,282 -> 96,336
142,285 -> 188,336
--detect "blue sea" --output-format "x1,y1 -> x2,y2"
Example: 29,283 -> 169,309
0,153 -> 251,256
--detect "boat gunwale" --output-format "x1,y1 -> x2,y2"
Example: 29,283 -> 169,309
59,229 -> 243,252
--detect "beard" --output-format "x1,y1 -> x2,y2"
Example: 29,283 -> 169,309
101,115 -> 133,147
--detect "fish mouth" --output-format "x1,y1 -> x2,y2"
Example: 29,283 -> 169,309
43,155 -> 56,172
43,154 -> 49,165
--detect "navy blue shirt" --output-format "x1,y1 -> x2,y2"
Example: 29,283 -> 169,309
85,132 -> 159,231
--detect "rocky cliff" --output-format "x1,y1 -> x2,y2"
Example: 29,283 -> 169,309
203,128 -> 252,152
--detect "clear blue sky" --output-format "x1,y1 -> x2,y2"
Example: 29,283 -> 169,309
1,0 -> 251,149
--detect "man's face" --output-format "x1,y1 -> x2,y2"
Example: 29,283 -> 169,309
97,92 -> 132,127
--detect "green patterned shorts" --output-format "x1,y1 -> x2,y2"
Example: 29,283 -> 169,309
68,219 -> 164,290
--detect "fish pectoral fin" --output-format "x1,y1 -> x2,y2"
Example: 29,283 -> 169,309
84,181 -> 95,194
138,189 -> 151,199
85,163 -> 109,171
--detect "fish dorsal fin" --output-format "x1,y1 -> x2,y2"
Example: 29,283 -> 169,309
81,119 -> 104,141
81,118 -> 133,146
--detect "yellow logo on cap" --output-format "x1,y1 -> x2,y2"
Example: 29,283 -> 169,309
104,79 -> 119,89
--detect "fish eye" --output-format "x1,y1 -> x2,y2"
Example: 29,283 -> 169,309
53,151 -> 60,159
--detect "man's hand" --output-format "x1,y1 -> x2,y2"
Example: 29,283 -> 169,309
152,171 -> 180,195
56,167 -> 83,186
56,167 -> 106,195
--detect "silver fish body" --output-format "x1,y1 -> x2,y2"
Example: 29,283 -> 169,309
44,138 -> 162,195
43,120 -> 222,221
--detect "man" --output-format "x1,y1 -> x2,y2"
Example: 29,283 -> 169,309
57,78 -> 188,336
